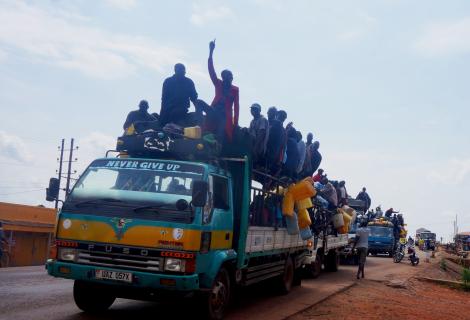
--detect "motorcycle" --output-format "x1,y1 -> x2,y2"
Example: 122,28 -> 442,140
407,246 -> 419,266
393,241 -> 419,266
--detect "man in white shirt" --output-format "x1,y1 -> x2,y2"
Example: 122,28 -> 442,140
352,220 -> 370,279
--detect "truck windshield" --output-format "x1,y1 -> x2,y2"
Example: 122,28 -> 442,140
421,233 -> 436,240
63,159 -> 205,222
369,227 -> 393,238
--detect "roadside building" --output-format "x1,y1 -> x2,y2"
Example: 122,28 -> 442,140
0,202 -> 56,267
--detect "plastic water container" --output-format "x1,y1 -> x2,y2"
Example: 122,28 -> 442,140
289,180 -> 316,201
297,208 -> 312,229
184,126 -> 202,139
297,197 -> 313,210
282,192 -> 295,217
300,227 -> 313,240
285,213 -> 299,235
332,212 -> 345,228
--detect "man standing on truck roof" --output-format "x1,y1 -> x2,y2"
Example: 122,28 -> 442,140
160,63 -> 198,126
352,220 -> 369,279
208,40 -> 239,142
296,131 -> 306,175
356,187 -> 371,213
266,107 -> 283,174
123,100 -> 156,131
249,103 -> 269,165
303,134 -> 322,177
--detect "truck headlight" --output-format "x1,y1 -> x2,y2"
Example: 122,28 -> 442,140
58,248 -> 77,262
164,258 -> 185,272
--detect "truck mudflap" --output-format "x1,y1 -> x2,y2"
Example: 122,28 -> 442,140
46,260 -> 200,291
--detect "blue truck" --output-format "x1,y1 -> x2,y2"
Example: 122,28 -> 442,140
367,220 -> 395,257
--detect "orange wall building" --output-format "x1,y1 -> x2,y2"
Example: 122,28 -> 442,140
0,202 -> 56,267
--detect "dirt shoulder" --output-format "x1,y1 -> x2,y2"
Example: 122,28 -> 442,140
289,253 -> 470,320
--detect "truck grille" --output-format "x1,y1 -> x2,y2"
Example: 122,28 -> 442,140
77,250 -> 164,272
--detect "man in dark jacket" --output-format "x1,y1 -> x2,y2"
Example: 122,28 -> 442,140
160,63 -> 198,126
356,187 -> 371,213
123,100 -> 156,131
266,107 -> 283,174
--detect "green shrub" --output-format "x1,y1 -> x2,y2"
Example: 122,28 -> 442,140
462,268 -> 470,291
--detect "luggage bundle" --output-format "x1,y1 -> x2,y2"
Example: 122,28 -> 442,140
116,125 -> 220,161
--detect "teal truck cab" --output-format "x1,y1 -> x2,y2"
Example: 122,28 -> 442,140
45,132 -> 309,319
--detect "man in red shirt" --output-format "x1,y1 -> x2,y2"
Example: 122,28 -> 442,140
312,168 -> 324,182
207,40 -> 239,142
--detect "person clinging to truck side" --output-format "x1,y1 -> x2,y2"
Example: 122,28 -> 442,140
352,219 -> 369,279
207,39 -> 239,143
160,63 -> 198,126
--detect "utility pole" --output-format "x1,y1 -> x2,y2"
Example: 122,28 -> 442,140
55,138 -> 79,204
65,138 -> 79,195
55,139 -> 65,209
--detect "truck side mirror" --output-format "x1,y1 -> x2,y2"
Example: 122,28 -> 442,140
192,180 -> 208,207
46,178 -> 60,202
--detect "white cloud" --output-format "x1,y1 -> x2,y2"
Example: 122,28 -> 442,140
0,49 -> 7,63
104,0 -> 137,10
0,1 -> 187,79
428,157 -> 470,185
79,131 -> 117,161
414,17 -> 470,56
0,131 -> 32,163
337,10 -> 377,42
190,3 -> 234,26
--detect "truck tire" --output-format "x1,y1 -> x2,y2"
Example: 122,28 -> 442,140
203,267 -> 231,320
73,280 -> 116,313
304,254 -> 322,278
324,251 -> 339,272
276,257 -> 294,294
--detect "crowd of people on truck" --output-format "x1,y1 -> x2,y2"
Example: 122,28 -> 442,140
120,41 -> 408,235
122,41 -> 323,183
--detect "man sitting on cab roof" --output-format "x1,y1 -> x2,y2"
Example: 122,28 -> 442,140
123,100 -> 156,131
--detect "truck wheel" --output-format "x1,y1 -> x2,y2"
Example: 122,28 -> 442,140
73,280 -> 115,313
324,251 -> 339,272
305,254 -> 322,278
204,268 -> 231,320
276,257 -> 294,294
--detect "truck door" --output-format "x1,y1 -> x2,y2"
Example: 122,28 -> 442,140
204,174 -> 233,250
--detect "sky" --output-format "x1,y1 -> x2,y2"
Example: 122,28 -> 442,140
0,0 -> 469,241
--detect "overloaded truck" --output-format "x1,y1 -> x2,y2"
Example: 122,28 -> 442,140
45,130 -> 312,319
415,228 -> 436,251
367,219 -> 395,256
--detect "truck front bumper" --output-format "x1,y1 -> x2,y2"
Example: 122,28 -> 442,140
46,260 -> 200,292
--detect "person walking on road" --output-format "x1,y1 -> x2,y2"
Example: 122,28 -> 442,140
352,220 -> 369,279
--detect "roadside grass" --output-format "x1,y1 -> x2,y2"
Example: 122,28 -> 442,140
462,268 -> 470,291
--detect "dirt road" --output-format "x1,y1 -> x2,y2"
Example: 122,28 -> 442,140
0,256 -> 433,320
290,253 -> 470,320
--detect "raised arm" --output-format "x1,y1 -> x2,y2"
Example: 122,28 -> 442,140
233,88 -> 239,126
208,41 -> 218,85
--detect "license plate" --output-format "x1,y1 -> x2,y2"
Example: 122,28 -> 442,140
95,269 -> 132,283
